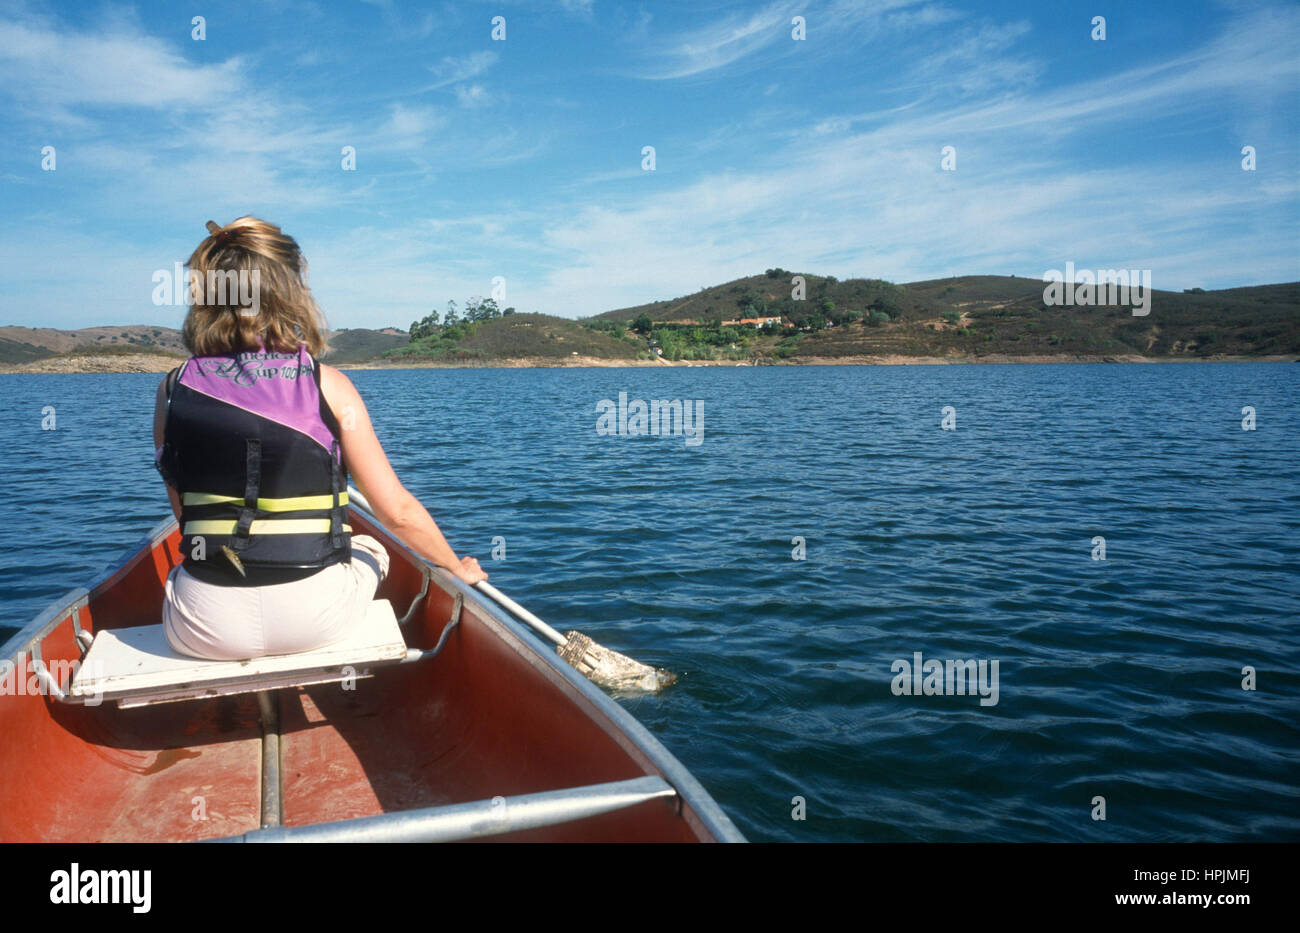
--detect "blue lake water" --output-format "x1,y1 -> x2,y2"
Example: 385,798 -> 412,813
2,362 -> 1297,841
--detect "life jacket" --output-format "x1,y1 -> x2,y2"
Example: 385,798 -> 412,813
155,341 -> 350,581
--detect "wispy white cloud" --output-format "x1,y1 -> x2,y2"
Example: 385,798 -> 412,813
423,50 -> 501,108
427,50 -> 499,89
628,0 -> 947,80
375,103 -> 445,149
882,3 -> 963,30
558,0 -> 596,18
455,84 -> 491,108
913,20 -> 1039,95
358,0 -> 435,39
630,2 -> 791,80
0,17 -> 243,116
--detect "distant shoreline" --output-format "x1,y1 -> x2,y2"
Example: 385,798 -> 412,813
1,351 -> 1294,374
5,276 -> 1295,372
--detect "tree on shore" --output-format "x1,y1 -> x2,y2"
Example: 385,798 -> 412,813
409,309 -> 441,340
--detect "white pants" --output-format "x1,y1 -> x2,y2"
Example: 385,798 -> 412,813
162,535 -> 390,661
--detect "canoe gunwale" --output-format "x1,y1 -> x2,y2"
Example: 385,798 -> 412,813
1,515 -> 176,667
4,507 -> 747,843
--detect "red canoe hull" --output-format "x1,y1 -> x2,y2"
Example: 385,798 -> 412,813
0,507 -> 742,842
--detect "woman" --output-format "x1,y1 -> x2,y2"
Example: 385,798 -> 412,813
153,216 -> 485,661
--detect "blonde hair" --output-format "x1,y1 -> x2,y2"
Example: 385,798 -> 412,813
182,216 -> 330,357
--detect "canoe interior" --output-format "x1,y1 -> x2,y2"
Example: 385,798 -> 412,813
0,511 -> 719,842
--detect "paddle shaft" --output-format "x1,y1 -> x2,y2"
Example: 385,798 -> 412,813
475,581 -> 566,647
345,485 -> 567,647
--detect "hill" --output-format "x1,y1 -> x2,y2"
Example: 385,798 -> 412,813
0,324 -> 187,363
320,327 -> 409,364
591,273 -> 1300,361
0,324 -> 411,369
382,313 -> 640,363
5,274 -> 1296,372
594,270 -> 909,326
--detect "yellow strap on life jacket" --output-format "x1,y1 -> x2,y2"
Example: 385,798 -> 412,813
182,491 -> 349,511
182,519 -> 354,536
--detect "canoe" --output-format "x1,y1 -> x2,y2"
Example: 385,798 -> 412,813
0,496 -> 744,842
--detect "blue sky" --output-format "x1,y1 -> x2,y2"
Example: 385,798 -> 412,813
2,0 -> 1297,330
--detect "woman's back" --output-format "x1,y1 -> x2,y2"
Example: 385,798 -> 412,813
159,341 -> 350,585
154,216 -> 483,661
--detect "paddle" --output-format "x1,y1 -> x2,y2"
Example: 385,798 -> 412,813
345,485 -> 675,693
475,581 -> 676,694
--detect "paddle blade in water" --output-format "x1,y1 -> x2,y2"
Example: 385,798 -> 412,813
557,631 -> 676,694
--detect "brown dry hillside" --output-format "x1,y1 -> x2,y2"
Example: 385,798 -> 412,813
0,324 -> 410,366
0,325 -> 187,363
321,328 -> 409,363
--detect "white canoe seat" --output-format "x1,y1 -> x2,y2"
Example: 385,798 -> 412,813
69,600 -> 407,708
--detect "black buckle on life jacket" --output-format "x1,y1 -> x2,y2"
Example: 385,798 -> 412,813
233,438 -> 261,549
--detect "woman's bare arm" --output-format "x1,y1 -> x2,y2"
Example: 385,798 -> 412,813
318,363 -> 486,585
153,377 -> 182,522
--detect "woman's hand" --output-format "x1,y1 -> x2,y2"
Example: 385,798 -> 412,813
451,555 -> 487,586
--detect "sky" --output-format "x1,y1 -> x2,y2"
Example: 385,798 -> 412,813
1,0 -> 1297,330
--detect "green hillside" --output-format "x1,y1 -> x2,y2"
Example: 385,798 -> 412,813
590,272 -> 1300,361
384,312 -> 640,362
594,269 -> 909,326
0,336 -> 56,364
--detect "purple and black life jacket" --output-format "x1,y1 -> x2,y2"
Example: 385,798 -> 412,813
155,341 -> 350,583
